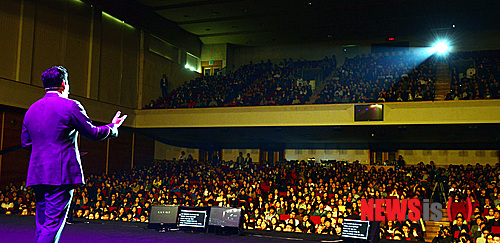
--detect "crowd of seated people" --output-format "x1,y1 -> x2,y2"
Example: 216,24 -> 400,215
145,57 -> 335,109
446,50 -> 500,100
144,49 -> 500,109
2,156 -> 500,242
314,51 -> 436,104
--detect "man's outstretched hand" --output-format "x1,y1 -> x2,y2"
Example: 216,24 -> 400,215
112,111 -> 127,127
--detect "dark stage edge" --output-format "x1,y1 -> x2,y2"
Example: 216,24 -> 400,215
0,215 -> 348,243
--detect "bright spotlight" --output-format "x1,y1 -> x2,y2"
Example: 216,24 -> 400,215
431,40 -> 451,55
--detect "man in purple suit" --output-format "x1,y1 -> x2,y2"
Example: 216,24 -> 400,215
21,66 -> 127,243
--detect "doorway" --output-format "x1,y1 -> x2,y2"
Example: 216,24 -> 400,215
370,150 -> 397,165
259,149 -> 285,165
199,149 -> 222,163
201,60 -> 222,76
204,68 -> 211,76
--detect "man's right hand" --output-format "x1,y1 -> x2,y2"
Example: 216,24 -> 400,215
112,111 -> 127,127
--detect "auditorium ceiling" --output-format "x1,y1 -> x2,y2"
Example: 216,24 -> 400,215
138,123 -> 500,150
83,0 -> 499,46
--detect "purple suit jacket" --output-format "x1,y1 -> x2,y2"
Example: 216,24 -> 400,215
21,92 -> 118,187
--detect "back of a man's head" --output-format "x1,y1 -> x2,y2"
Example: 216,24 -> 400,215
42,66 -> 67,90
482,228 -> 490,237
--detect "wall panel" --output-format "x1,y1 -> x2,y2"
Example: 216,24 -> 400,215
0,1 -> 21,81
31,0 -> 66,87
98,14 -> 122,104
1,0 -> 200,110
141,34 -> 201,108
63,1 -> 92,97
18,0 -> 36,84
120,26 -> 139,108
79,135 -> 107,176
88,10 -> 101,100
142,50 -> 171,106
222,149 -> 259,163
0,112 -> 30,185
108,130 -> 133,173
399,150 -> 499,165
133,133 -> 155,169
154,141 -> 199,161
284,149 -> 369,163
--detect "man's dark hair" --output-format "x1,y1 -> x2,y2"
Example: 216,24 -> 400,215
42,66 -> 67,90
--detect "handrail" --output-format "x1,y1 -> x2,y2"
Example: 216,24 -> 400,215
0,145 -> 23,155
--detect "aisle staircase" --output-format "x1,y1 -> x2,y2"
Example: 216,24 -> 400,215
423,208 -> 450,242
433,61 -> 452,101
307,82 -> 328,104
306,71 -> 337,104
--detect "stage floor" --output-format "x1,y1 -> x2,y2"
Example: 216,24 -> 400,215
0,215 -> 331,243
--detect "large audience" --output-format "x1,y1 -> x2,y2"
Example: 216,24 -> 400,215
145,50 -> 443,109
145,49 -> 500,110
146,57 -> 335,109
2,155 -> 500,242
446,50 -> 500,100
314,52 -> 436,104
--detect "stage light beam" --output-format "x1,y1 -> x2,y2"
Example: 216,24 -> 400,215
431,40 -> 451,55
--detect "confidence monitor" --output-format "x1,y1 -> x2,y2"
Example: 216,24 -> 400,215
341,219 -> 370,240
208,207 -> 242,235
208,207 -> 242,227
177,206 -> 210,232
148,205 -> 178,229
354,104 -> 383,121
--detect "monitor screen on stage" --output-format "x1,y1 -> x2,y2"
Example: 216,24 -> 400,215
208,207 -> 242,228
177,207 -> 209,228
355,104 -> 383,121
149,205 -> 178,224
341,219 -> 370,240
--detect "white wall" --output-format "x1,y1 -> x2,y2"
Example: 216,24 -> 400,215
153,143 -> 499,166
399,150 -> 499,165
154,145 -> 261,163
233,41 -> 347,68
154,141 -> 199,161
201,43 -> 228,68
284,149 -> 499,166
284,149 -> 370,164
